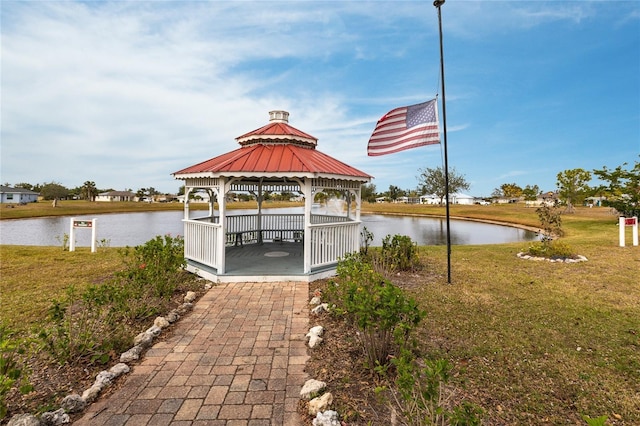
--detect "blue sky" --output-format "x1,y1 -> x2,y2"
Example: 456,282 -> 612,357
2,1 -> 639,197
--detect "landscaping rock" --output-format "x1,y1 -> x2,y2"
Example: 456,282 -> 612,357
109,363 -> 130,377
146,325 -> 162,337
306,326 -> 324,348
300,379 -> 326,399
134,331 -> 154,348
312,410 -> 340,426
95,371 -> 116,387
60,394 -> 85,413
39,408 -> 69,425
7,413 -> 41,426
184,291 -> 197,303
308,392 -> 333,416
517,252 -> 588,263
154,316 -> 170,329
311,303 -> 329,315
309,296 -> 322,305
166,310 -> 180,323
81,384 -> 101,403
120,345 -> 143,363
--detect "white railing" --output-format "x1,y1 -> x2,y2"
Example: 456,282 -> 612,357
183,220 -> 221,269
225,214 -> 305,244
310,222 -> 360,269
185,214 -> 361,273
260,214 -> 304,230
310,214 -> 351,224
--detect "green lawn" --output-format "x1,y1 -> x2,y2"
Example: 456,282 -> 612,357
1,203 -> 638,424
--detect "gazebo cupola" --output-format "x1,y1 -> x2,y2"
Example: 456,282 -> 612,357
173,110 -> 372,283
236,110 -> 317,148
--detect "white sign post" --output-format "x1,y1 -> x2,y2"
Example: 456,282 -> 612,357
619,216 -> 638,247
69,218 -> 97,252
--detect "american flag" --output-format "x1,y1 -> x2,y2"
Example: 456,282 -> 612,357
367,99 -> 440,156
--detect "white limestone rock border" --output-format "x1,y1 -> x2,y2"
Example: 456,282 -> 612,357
308,392 -> 333,416
312,410 -> 341,426
7,283 -> 214,426
300,379 -> 327,400
517,252 -> 588,263
306,325 -> 324,349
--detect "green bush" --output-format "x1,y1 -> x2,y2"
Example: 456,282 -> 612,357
38,234 -> 196,366
327,253 -> 425,369
392,349 -> 483,426
117,234 -> 187,298
38,286 -> 129,366
525,240 -> 576,259
377,234 -> 420,273
525,203 -> 577,259
1,324 -> 33,420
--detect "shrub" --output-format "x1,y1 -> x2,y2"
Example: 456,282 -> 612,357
392,349 -> 483,426
116,234 -> 187,299
360,226 -> 374,255
327,253 -> 425,369
536,203 -> 564,241
525,203 -> 577,259
38,234 -> 196,366
38,286 -> 130,366
1,324 -> 33,420
526,240 -> 576,259
380,234 -> 419,272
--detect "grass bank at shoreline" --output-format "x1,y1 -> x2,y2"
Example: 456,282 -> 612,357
1,201 -> 638,423
0,198 -> 619,228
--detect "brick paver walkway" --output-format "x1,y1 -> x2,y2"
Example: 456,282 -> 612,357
75,281 -> 309,426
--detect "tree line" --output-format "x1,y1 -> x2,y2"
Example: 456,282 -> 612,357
4,181 -> 167,202
6,158 -> 637,216
361,158 -> 639,216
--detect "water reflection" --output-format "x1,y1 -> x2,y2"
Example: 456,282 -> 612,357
360,214 -> 536,246
0,210 -> 538,247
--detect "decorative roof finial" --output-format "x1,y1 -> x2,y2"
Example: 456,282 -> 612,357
269,110 -> 289,123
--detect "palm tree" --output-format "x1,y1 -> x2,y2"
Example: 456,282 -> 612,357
81,181 -> 98,201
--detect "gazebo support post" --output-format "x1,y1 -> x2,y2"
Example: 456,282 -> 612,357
217,181 -> 227,274
257,180 -> 263,244
184,188 -> 191,220
207,189 -> 214,219
303,179 -> 313,274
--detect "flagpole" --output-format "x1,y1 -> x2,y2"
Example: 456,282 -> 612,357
434,0 -> 452,284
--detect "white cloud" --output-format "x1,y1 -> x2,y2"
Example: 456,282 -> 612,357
1,0 -> 636,198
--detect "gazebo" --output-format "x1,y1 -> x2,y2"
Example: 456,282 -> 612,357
173,110 -> 372,283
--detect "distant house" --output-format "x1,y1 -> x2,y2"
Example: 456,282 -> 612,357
420,194 -> 440,205
0,185 -> 39,204
450,193 -> 475,205
95,191 -> 136,202
420,193 -> 475,205
584,196 -> 606,207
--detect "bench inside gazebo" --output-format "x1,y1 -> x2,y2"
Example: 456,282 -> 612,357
173,110 -> 372,283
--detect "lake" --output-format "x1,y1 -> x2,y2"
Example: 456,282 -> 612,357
0,209 -> 538,247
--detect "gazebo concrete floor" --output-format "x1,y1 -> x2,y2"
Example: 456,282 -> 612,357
225,241 -> 304,275
186,241 -> 337,283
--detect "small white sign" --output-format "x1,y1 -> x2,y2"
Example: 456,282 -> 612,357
69,218 -> 97,252
619,216 -> 639,247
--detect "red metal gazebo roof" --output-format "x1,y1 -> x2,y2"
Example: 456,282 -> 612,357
174,111 -> 371,180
